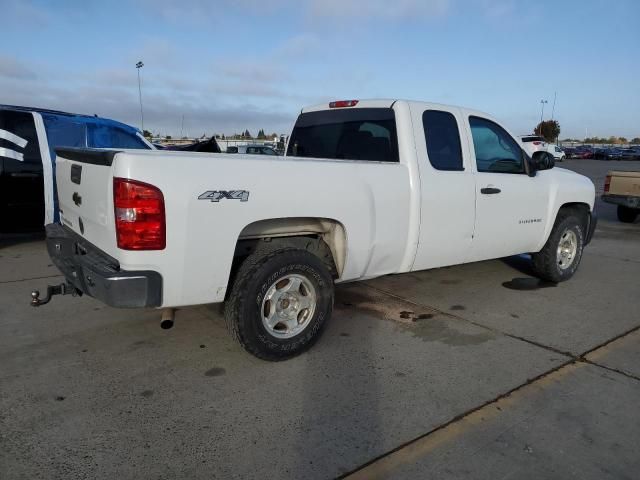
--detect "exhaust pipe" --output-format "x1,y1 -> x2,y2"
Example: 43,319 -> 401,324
160,308 -> 176,329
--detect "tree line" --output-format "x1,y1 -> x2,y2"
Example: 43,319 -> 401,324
533,121 -> 638,144
143,129 -> 278,141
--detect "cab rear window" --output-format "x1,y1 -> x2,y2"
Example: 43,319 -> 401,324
286,108 -> 399,162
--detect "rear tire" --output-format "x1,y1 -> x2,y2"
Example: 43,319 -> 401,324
617,206 -> 639,223
531,212 -> 585,283
224,248 -> 334,361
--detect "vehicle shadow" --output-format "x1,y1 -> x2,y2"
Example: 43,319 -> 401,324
0,231 -> 45,250
501,254 -> 535,277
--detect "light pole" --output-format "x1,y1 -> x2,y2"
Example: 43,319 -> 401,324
136,61 -> 144,132
539,99 -> 548,125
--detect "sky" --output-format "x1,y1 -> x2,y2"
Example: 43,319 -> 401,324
1,0 -> 638,139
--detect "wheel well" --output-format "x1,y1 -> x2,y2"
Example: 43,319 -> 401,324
557,202 -> 591,232
231,217 -> 347,279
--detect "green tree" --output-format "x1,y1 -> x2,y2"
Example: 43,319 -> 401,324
534,120 -> 561,142
244,129 -> 252,138
631,137 -> 640,144
142,129 -> 153,139
165,135 -> 172,140
257,129 -> 266,139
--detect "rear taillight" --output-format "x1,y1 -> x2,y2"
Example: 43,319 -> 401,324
329,100 -> 359,108
533,141 -> 542,145
604,175 -> 611,193
113,177 -> 165,250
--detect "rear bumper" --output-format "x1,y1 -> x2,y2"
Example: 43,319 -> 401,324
45,223 -> 162,308
602,194 -> 640,209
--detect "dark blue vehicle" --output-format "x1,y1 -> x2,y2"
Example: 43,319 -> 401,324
0,105 -> 152,231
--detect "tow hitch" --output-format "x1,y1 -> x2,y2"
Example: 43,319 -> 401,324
30,283 -> 82,307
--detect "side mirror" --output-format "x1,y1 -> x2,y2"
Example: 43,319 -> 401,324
532,151 -> 555,171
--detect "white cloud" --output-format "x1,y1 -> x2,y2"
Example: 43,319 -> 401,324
0,55 -> 37,80
308,0 -> 451,20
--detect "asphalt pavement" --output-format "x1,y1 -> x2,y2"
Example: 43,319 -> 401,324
1,159 -> 639,479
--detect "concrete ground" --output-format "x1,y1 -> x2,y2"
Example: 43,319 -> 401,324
1,160 -> 639,479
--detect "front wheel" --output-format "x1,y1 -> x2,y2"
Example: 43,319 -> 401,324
617,206 -> 639,223
531,213 -> 585,283
224,248 -> 334,361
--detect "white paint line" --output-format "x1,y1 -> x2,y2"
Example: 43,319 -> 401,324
0,128 -> 28,148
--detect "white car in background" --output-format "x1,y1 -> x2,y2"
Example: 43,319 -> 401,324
547,144 -> 566,162
518,135 -> 547,157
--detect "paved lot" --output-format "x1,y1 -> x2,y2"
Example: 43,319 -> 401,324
1,160 -> 639,479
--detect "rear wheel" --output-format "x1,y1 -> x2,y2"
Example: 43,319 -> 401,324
531,213 -> 585,283
224,248 -> 334,361
617,206 -> 639,223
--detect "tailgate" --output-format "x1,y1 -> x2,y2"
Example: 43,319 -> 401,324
55,148 -> 118,252
609,170 -> 640,197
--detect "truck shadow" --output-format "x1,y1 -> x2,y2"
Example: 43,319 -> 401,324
0,231 -> 45,250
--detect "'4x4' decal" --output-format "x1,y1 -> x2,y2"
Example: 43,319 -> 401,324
198,190 -> 250,202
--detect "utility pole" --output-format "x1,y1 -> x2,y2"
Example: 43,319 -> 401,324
540,99 -> 548,126
551,91 -> 557,120
136,61 -> 145,132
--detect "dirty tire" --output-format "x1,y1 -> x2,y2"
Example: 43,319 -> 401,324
617,206 -> 638,223
224,248 -> 334,361
531,213 -> 585,283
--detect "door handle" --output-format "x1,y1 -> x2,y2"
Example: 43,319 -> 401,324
481,187 -> 501,194
72,192 -> 82,206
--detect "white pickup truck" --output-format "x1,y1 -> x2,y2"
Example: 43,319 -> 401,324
34,99 -> 597,360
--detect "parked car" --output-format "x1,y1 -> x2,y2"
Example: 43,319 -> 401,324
518,135 -> 547,157
36,98 -> 596,361
0,104 -> 153,231
227,144 -> 278,155
164,137 -> 221,153
547,144 -> 566,161
602,170 -> 640,222
573,147 -> 594,159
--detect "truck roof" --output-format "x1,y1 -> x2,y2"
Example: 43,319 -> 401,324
300,98 -> 493,118
0,104 -> 140,135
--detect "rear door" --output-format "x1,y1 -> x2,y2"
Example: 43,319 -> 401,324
411,105 -> 477,270
0,110 -> 44,229
466,116 -> 549,261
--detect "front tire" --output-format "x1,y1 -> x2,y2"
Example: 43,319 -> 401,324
531,213 -> 585,283
224,248 -> 334,361
617,206 -> 639,223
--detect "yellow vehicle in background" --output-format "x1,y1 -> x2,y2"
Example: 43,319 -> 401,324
603,171 -> 640,223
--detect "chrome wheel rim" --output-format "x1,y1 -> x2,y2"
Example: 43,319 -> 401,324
557,229 -> 578,270
261,274 -> 317,339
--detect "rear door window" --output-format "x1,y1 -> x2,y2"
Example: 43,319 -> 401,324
521,136 -> 544,143
87,125 -> 149,149
287,108 -> 399,162
422,110 -> 463,171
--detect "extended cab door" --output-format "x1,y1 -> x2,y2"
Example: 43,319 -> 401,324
411,106 -> 476,270
466,115 -> 549,261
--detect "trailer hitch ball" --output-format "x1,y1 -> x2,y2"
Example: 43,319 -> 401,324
30,283 -> 79,307
160,308 -> 176,330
